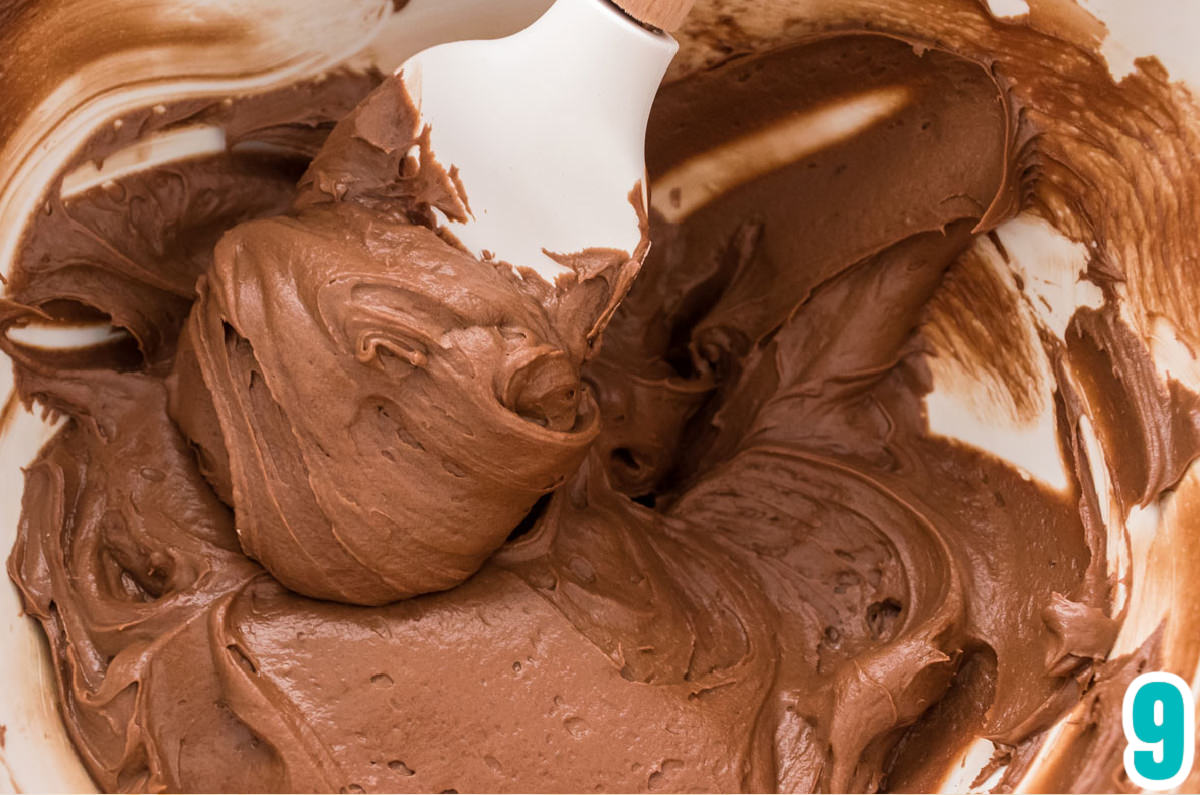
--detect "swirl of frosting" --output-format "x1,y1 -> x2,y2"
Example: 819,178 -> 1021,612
170,201 -> 603,604
164,74 -> 642,605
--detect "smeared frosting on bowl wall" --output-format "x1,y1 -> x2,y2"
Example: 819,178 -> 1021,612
3,0 -> 1200,792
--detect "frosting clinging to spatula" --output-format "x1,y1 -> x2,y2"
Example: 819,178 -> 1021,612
170,76 -> 644,604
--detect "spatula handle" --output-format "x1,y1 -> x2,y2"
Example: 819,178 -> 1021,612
609,0 -> 697,31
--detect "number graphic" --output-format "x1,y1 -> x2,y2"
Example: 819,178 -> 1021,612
1123,671 -> 1195,790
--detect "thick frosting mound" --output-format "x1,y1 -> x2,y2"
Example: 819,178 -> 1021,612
5,6 -> 1200,794
169,78 -> 638,604
172,202 -> 602,604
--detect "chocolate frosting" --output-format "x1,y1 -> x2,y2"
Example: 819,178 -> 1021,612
5,2 -> 1200,792
169,77 -> 641,604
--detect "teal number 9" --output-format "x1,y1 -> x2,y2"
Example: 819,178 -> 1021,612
1123,671 -> 1195,790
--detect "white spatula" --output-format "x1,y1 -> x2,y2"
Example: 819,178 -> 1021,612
399,0 -> 695,282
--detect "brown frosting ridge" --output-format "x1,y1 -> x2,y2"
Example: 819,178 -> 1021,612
4,3 -> 1200,792
169,77 -> 642,604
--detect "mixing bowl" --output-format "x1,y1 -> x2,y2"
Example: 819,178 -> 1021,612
2,0 -> 1199,791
